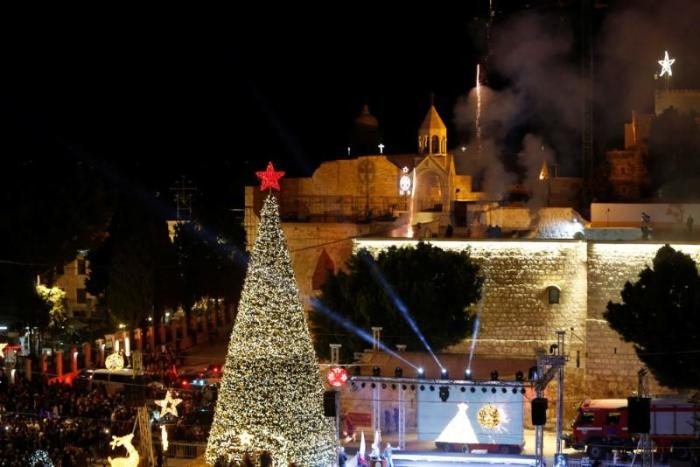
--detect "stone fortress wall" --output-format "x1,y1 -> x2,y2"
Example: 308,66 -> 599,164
353,239 -> 700,410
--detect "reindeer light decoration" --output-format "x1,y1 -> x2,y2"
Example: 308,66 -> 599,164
108,433 -> 140,467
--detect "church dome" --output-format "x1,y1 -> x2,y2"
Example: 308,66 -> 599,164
355,104 -> 379,128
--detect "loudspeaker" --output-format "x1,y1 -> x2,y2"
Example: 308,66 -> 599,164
532,397 -> 548,426
439,386 -> 450,402
627,397 -> 651,434
323,390 -> 337,417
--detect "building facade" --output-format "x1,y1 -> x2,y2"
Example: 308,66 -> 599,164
52,252 -> 96,318
244,103 -> 684,410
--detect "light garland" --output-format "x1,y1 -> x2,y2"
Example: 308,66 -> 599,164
108,433 -> 140,467
155,390 -> 182,418
28,450 -> 54,467
105,352 -> 124,371
161,425 -> 169,452
205,192 -> 335,467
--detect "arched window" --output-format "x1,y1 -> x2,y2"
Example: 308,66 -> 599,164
431,135 -> 440,154
546,285 -> 561,304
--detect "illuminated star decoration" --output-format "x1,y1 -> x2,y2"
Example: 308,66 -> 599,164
155,390 -> 182,418
256,161 -> 285,191
658,50 -> 675,77
239,431 -> 253,446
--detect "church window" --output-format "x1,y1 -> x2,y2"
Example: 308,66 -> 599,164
546,285 -> 561,304
431,135 -> 440,154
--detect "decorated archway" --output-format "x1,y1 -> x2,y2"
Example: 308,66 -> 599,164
415,170 -> 447,212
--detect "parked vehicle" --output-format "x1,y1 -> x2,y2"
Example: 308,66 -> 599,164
570,398 -> 700,460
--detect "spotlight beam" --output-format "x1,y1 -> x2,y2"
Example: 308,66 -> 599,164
310,298 -> 418,370
359,251 -> 445,371
466,294 -> 486,376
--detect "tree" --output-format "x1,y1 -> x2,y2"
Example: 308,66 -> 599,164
87,195 -> 180,329
1,152 -> 110,328
35,284 -> 68,330
310,242 -> 483,360
174,219 -> 246,318
206,194 -> 335,467
605,245 -> 700,389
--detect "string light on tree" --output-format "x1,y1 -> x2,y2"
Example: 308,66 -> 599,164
206,164 -> 335,466
28,449 -> 54,467
155,390 -> 182,418
658,50 -> 675,77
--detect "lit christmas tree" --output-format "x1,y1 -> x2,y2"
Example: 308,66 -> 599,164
206,163 -> 335,466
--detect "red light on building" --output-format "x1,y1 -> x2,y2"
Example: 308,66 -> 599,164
326,367 -> 349,387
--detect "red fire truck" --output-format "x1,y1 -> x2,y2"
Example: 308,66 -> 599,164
570,398 -> 700,460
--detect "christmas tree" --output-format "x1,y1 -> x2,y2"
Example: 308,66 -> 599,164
206,164 -> 335,467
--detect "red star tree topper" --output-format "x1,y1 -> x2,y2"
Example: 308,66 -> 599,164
256,161 -> 285,191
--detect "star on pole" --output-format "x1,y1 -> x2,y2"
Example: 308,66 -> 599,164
155,390 -> 182,418
256,161 -> 285,191
658,50 -> 675,77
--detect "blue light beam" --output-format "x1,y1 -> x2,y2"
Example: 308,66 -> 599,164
359,250 -> 445,371
310,297 -> 418,370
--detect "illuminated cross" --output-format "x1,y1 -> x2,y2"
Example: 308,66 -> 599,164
658,50 -> 675,77
378,143 -> 385,154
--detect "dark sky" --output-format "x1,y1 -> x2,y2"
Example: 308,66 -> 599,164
3,1 -> 700,208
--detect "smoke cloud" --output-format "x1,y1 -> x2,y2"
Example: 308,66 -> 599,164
519,134 -> 555,210
596,0 -> 700,141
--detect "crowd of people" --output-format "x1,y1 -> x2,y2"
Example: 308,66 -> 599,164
0,373 -> 133,466
0,366 -> 217,467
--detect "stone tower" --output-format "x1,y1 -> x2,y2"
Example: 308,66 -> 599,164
418,103 -> 447,156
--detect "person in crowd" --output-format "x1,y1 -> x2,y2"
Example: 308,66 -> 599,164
338,446 -> 348,467
383,443 -> 395,467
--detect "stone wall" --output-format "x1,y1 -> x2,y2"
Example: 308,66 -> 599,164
655,89 -> 700,116
357,239 -> 589,422
585,242 -> 700,398
357,239 -> 588,360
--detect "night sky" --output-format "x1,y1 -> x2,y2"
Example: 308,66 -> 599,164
3,1 -> 700,208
